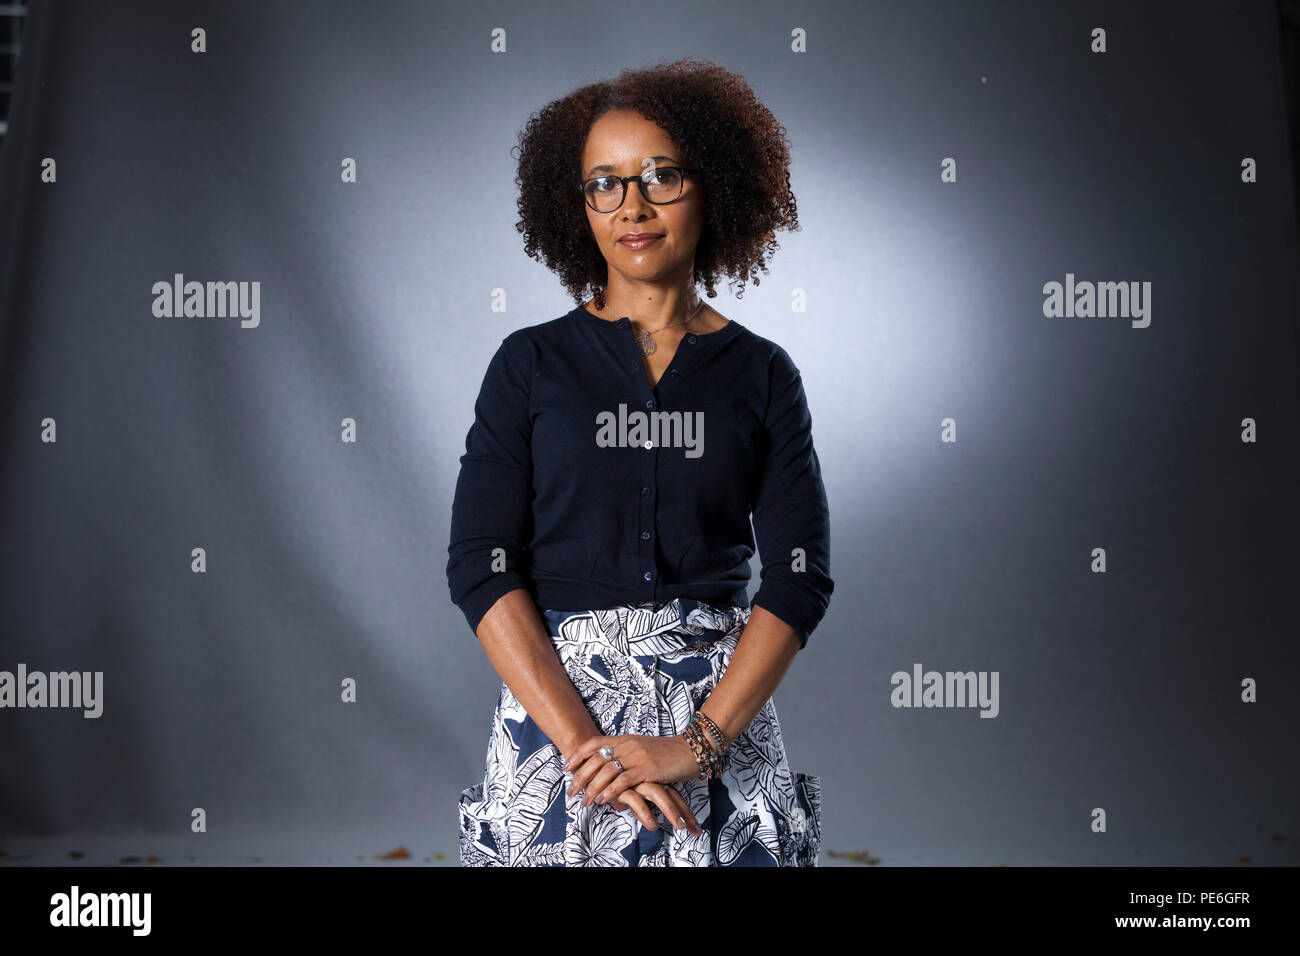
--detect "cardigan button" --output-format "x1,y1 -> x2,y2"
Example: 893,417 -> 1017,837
686,335 -> 697,344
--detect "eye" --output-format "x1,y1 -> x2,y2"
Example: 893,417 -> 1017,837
592,177 -> 618,193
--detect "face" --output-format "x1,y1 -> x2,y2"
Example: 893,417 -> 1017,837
579,108 -> 705,289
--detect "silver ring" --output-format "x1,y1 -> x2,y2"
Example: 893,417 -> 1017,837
613,758 -> 624,772
599,745 -> 614,760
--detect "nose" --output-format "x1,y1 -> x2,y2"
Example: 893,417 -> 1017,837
619,176 -> 652,219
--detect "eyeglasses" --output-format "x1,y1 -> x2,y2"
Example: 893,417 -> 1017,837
578,166 -> 701,213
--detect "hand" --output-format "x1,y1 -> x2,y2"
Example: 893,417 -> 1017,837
603,779 -> 704,837
562,734 -> 702,824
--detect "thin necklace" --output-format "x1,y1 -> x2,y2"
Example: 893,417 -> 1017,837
623,294 -> 705,356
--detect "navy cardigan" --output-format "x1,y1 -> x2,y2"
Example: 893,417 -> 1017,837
446,304 -> 833,648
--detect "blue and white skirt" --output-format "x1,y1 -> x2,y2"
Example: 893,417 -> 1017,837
457,597 -> 822,866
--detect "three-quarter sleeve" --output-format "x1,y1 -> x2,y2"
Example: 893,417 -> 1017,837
749,345 -> 834,649
446,334 -> 536,634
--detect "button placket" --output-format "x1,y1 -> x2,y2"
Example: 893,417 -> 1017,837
618,319 -> 721,604
617,320 -> 661,603
639,394 -> 657,597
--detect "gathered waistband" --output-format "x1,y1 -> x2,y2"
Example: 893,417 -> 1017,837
538,597 -> 750,656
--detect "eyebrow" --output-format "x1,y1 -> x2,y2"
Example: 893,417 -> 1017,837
584,155 -> 679,179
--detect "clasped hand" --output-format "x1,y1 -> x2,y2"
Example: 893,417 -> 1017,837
561,733 -> 704,836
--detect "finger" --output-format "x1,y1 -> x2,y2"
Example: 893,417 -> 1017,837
639,783 -> 702,836
589,763 -> 629,807
663,788 -> 703,837
566,753 -> 605,798
593,756 -> 645,805
632,783 -> 683,830
582,762 -> 622,806
609,789 -> 657,830
595,767 -> 643,807
561,737 -> 609,772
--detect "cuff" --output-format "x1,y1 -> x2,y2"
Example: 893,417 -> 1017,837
750,579 -> 826,650
458,571 -> 533,635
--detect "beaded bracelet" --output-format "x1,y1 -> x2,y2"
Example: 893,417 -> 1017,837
686,718 -> 719,780
696,711 -> 728,765
683,723 -> 716,782
686,723 -> 717,785
682,721 -> 711,781
682,710 -> 728,782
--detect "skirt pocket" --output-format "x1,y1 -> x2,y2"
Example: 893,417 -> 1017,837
458,781 -> 506,867
785,771 -> 823,867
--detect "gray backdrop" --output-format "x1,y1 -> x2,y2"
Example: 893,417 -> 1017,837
1,0 -> 1297,866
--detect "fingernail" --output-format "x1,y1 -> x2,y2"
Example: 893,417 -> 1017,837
677,815 -> 687,828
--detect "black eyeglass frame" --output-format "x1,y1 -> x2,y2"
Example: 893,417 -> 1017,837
577,166 -> 702,212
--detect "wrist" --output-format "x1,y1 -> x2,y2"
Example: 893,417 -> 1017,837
683,710 -> 729,782
697,707 -> 731,747
556,724 -> 602,762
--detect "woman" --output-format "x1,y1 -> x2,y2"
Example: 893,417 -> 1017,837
448,58 -> 834,866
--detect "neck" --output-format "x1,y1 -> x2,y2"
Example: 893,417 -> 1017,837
596,281 -> 701,330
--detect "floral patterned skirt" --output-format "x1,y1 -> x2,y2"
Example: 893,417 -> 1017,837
457,597 -> 822,866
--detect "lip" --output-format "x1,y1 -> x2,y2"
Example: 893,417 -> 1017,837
618,234 -> 663,249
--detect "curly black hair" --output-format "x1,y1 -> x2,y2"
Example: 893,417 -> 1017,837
512,58 -> 800,310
